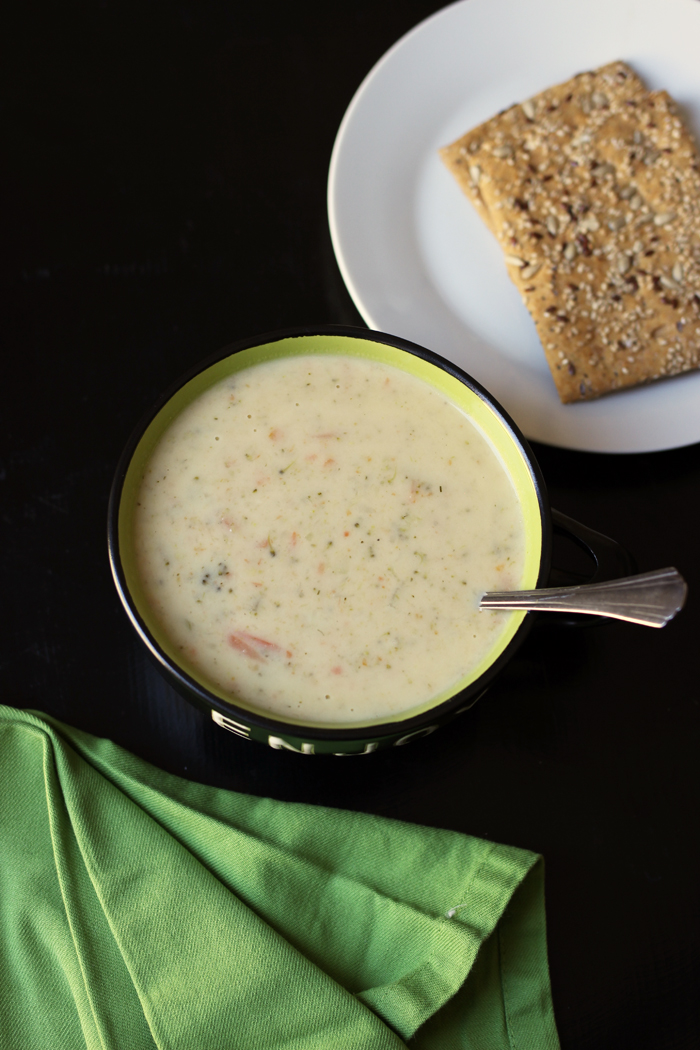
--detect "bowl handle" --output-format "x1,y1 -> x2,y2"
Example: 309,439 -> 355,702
551,508 -> 636,584
543,509 -> 636,626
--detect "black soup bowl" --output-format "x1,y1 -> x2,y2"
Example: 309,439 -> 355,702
108,325 -> 629,755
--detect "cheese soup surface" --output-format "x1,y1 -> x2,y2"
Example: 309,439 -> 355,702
134,355 -> 527,723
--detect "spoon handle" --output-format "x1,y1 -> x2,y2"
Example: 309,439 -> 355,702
480,567 -> 687,627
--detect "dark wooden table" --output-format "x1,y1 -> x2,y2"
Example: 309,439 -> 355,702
3,2 -> 699,1046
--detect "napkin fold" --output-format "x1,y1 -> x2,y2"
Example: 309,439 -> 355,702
0,706 -> 559,1049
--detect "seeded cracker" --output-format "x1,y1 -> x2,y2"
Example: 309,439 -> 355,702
440,61 -> 700,402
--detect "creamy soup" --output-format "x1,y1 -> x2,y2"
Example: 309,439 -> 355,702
133,355 -> 527,723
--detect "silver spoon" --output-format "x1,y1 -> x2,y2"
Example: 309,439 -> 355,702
480,567 -> 687,627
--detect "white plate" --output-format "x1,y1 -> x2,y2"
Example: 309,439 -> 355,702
328,0 -> 700,452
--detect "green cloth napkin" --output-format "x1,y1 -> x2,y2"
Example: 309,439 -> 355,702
0,706 -> 559,1050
